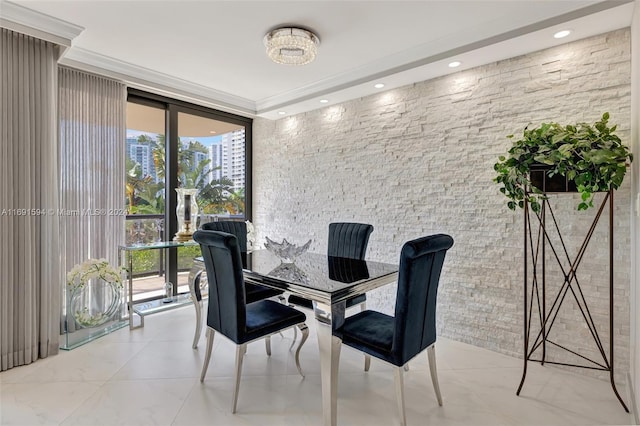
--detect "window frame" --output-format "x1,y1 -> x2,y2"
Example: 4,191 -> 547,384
127,88 -> 253,294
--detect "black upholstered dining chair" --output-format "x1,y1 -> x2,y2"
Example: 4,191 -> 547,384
193,230 -> 309,413
334,234 -> 454,426
287,222 -> 374,310
201,221 -> 284,304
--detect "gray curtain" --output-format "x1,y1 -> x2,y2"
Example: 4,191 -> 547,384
0,28 -> 62,371
58,67 -> 126,334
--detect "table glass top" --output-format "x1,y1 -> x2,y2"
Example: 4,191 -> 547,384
197,250 -> 398,295
119,240 -> 198,251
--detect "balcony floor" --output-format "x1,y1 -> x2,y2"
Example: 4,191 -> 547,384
131,272 -> 191,302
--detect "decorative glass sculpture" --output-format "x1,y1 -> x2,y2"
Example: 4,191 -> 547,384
268,262 -> 309,285
264,237 -> 312,263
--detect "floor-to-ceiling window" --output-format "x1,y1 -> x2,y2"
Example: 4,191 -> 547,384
124,100 -> 167,300
125,90 -> 252,301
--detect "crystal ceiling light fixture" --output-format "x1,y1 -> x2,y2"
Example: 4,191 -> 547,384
264,27 -> 320,65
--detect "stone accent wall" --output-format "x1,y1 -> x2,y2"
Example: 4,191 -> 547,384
253,29 -> 632,379
629,0 -> 640,406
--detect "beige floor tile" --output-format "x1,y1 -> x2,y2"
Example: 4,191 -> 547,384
1,305 -> 635,426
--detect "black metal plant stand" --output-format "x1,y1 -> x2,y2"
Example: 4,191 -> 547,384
516,188 -> 628,412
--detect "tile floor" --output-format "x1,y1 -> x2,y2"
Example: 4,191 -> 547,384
1,305 -> 636,425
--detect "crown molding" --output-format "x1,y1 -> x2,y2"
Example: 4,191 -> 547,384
0,1 -> 256,116
60,47 -> 257,117
0,0 -> 83,46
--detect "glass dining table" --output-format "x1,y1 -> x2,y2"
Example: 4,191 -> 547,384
188,249 -> 399,426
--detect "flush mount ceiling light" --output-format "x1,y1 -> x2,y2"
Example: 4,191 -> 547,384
264,27 -> 320,65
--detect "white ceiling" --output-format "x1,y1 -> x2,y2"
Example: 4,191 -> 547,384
1,0 -> 635,120
126,102 -> 244,136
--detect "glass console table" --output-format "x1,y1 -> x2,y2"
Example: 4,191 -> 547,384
119,241 -> 198,329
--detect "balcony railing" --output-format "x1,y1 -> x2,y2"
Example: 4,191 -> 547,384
125,213 -> 245,279
126,214 -> 166,278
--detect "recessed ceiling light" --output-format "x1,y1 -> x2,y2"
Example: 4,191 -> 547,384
554,30 -> 571,39
209,131 -> 217,134
448,61 -> 461,68
319,99 -> 329,103
374,83 -> 385,89
278,111 -> 286,115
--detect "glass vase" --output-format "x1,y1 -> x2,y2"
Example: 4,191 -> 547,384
69,278 -> 122,328
174,188 -> 199,241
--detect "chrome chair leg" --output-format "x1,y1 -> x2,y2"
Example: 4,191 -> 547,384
190,269 -> 205,349
277,296 -> 287,338
279,295 -> 296,342
200,327 -> 215,382
294,323 -> 309,377
360,301 -> 368,368
232,344 -> 247,413
192,299 -> 203,349
394,366 -> 407,426
265,336 -> 271,356
289,325 -> 299,351
427,345 -> 443,406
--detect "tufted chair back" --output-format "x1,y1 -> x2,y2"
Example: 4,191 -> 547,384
193,230 -> 246,343
392,234 -> 454,364
201,221 -> 247,252
328,222 -> 374,259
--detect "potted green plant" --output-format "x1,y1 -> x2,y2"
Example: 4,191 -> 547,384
494,113 -> 633,213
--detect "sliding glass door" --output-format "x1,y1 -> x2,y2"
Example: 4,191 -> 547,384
125,101 -> 167,301
126,90 -> 251,301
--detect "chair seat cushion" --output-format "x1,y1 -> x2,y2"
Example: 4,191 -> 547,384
242,300 -> 306,344
337,310 -> 401,366
287,293 -> 366,310
245,283 -> 283,304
